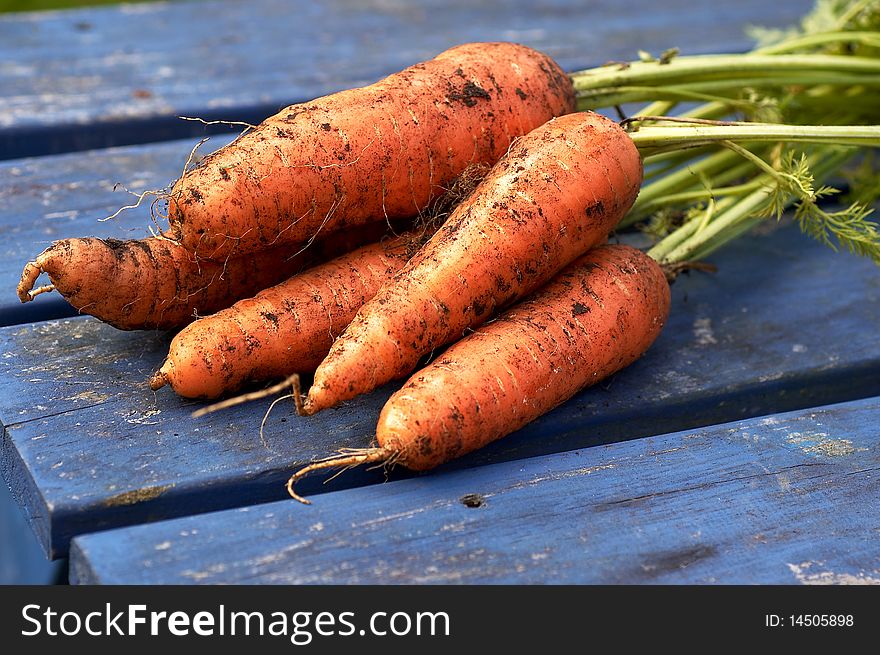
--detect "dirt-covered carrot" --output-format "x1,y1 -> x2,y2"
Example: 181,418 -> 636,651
286,244 -> 670,502
166,42 -> 575,261
283,116 -> 880,499
150,230 -> 428,399
152,165 -> 487,399
16,223 -> 389,331
226,0 -> 879,503
303,111 -> 642,414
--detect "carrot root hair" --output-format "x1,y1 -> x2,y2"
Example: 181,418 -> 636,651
190,373 -> 305,418
418,162 -> 490,230
103,134 -> 212,231
285,446 -> 396,504
100,186 -> 170,226
660,260 -> 718,283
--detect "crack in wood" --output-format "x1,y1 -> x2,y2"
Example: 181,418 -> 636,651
594,462 -> 831,510
4,399 -> 113,429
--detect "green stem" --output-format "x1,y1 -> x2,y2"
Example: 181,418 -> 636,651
637,179 -> 765,210
651,188 -> 773,263
629,124 -> 880,155
719,141 -> 780,177
681,101 -> 746,121
642,146 -> 713,167
581,3 -> 880,266
579,73 -> 880,108
650,148 -> 856,263
645,195 -> 742,261
578,86 -> 758,109
625,155 -> 760,226
836,0 -> 874,30
754,31 -> 880,54
619,150 -> 756,228
640,147 -> 717,185
636,100 -> 678,118
686,215 -> 766,262
634,148 -> 743,202
570,54 -> 880,88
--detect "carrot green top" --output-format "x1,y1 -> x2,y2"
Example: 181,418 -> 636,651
567,0 -> 880,267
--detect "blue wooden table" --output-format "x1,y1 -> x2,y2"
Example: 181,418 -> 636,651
3,0 -> 878,585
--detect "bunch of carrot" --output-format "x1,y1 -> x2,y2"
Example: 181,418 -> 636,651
18,1 -> 880,503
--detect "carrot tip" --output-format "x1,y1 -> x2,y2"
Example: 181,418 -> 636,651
148,368 -> 167,391
301,388 -> 329,416
285,477 -> 313,505
191,373 -> 303,418
300,398 -> 317,416
26,284 -> 56,301
285,447 -> 393,504
17,261 -> 45,303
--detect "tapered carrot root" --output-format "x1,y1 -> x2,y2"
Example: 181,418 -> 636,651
378,245 -> 670,470
287,244 -> 670,502
17,261 -> 54,301
167,42 -> 576,261
155,165 -> 488,399
304,111 -> 643,414
150,231 -> 428,399
16,223 -> 389,331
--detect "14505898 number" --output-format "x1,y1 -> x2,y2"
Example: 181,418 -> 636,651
766,614 -> 855,628
791,615 -> 854,627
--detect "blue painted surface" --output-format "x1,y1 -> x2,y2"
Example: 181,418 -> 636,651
0,479 -> 61,584
0,0 -> 869,585
0,136 -> 234,325
2,221 -> 879,558
69,396 -> 880,584
0,0 -> 810,159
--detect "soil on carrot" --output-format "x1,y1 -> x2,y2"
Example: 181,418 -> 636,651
447,80 -> 492,107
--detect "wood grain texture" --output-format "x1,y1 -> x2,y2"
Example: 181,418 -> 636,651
68,396 -> 880,584
0,0 -> 811,159
0,476 -> 61,583
0,136 -> 234,326
2,221 -> 879,558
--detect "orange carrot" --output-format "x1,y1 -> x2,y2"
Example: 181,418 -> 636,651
16,223 -> 388,331
287,244 -> 670,501
166,42 -> 575,261
158,165 -> 489,400
304,111 -> 642,414
150,230 -> 427,399
152,166 -> 487,399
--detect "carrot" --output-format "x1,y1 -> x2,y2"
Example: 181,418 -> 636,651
166,42 -> 575,261
16,223 -> 388,331
150,230 -> 428,399
303,111 -> 642,414
155,165 -> 488,399
286,244 -> 670,501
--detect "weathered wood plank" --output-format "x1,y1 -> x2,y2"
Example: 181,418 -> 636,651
68,396 -> 880,584
2,220 -> 879,558
0,0 -> 810,159
0,136 -> 235,326
0,478 -> 61,584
